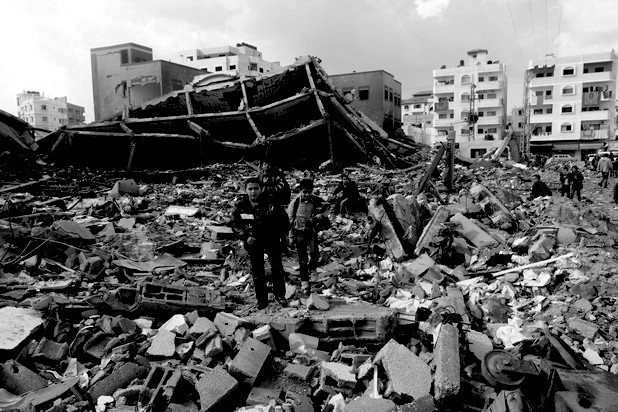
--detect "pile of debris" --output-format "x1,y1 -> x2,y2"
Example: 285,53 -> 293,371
1,155 -> 617,411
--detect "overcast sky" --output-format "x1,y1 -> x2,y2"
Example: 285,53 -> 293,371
1,0 -> 617,123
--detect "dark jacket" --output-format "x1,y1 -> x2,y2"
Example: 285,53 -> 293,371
287,194 -> 328,233
231,194 -> 285,243
530,180 -> 552,199
259,171 -> 291,206
333,180 -> 360,201
567,170 -> 584,190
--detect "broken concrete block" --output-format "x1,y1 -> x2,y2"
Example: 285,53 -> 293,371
528,234 -> 555,262
203,335 -> 223,358
556,227 -> 577,245
0,360 -> 48,395
283,363 -> 315,381
214,312 -> 243,337
573,299 -> 593,313
567,317 -> 599,339
0,306 -> 43,352
345,397 -> 397,412
307,293 -> 329,310
89,362 -> 148,401
205,225 -> 234,240
196,367 -> 238,411
467,330 -> 493,361
415,205 -> 449,256
160,314 -> 189,335
374,339 -> 431,399
285,391 -> 313,412
399,395 -> 436,412
434,324 -> 460,401
186,310 -> 199,325
33,337 -> 69,362
320,362 -> 356,388
147,329 -> 176,358
450,213 -> 498,248
402,254 -> 435,278
229,337 -> 271,385
469,184 -> 516,230
189,317 -> 217,336
233,327 -> 251,347
252,325 -> 275,349
246,386 -> 282,406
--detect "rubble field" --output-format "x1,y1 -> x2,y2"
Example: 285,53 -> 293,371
0,155 -> 618,412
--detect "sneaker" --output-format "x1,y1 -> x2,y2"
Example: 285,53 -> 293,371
257,301 -> 268,310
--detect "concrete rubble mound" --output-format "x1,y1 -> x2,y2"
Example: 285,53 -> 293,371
0,147 -> 617,411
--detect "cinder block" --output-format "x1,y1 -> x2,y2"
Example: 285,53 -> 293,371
434,324 -> 460,401
246,386 -> 282,406
196,366 -> 238,411
283,363 -> 315,381
214,312 -> 243,337
229,337 -> 271,385
374,339 -> 431,399
89,362 -> 148,401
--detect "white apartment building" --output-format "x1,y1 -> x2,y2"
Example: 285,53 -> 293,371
16,91 -> 85,130
402,90 -> 434,145
177,42 -> 282,77
432,49 -> 508,158
527,50 -> 617,159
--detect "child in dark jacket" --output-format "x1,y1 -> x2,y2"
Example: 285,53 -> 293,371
232,177 -> 286,309
287,178 -> 328,294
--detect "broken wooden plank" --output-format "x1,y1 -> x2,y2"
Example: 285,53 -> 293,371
415,144 -> 446,196
492,252 -> 575,278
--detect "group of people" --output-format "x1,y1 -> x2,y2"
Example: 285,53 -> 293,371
231,162 -> 366,309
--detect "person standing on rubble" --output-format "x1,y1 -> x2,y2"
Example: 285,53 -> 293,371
529,174 -> 552,200
232,177 -> 286,309
559,165 -> 570,197
288,178 -> 328,294
259,161 -> 292,252
597,153 -> 612,188
331,172 -> 366,215
567,165 -> 584,201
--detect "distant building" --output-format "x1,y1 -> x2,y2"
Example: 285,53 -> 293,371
402,90 -> 434,126
527,50 -> 618,158
90,43 -> 206,121
16,91 -> 85,130
177,42 -> 282,77
329,70 -> 402,133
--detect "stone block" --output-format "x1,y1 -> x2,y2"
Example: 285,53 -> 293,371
434,324 -> 460,400
203,335 -> 223,358
0,307 -> 43,352
573,299 -> 593,313
189,318 -> 217,336
160,314 -> 189,335
449,213 -> 498,248
556,227 -> 577,245
567,317 -> 599,339
320,362 -> 356,388
229,337 -> 271,385
284,363 -> 315,381
205,225 -> 234,240
196,367 -> 238,411
345,397 -> 397,412
466,330 -> 493,361
246,387 -> 282,406
214,312 -> 243,337
0,360 -> 47,395
374,339 -> 431,399
307,293 -> 329,310
89,362 -> 148,401
147,329 -> 176,358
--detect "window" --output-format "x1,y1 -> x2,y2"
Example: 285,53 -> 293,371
533,109 -> 543,115
487,111 -> 496,116
518,122 -> 523,128
487,127 -> 497,133
389,88 -> 393,102
594,67 -> 604,73
120,49 -> 129,64
359,87 -> 369,100
413,104 -> 421,109
215,66 -> 223,72
384,87 -> 388,101
471,148 -> 487,158
489,76 -> 498,81
461,93 -> 469,101
461,111 -> 469,119
41,105 -> 47,110
478,111 -> 484,117
563,67 -> 575,76
229,65 -> 236,70
545,125 -> 552,133
546,107 -> 553,114
461,128 -> 469,134
561,123 -> 572,131
562,86 -> 574,95
249,63 -> 257,71
561,104 -> 573,113
404,105 -> 409,110
461,75 -> 471,84
450,113 -> 454,118
42,116 -> 48,122
487,93 -> 497,99
259,68 -> 264,73
478,76 -> 485,82
439,114 -> 447,119
536,73 -> 545,78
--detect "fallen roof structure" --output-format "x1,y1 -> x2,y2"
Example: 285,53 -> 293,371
0,109 -> 40,160
39,56 -> 396,170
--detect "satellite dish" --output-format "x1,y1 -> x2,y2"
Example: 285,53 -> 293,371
440,65 -> 446,69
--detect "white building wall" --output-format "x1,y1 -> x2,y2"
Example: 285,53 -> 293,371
177,44 -> 282,77
16,92 -> 85,130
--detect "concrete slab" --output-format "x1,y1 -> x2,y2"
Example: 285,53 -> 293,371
246,387 -> 282,406
374,339 -> 431,399
203,335 -> 223,358
196,367 -> 238,411
147,329 -> 176,358
0,360 -> 48,395
214,312 -> 243,337
0,306 -> 43,352
434,324 -> 460,400
345,397 -> 397,412
189,317 -> 217,336
567,317 -> 599,339
321,362 -> 356,388
450,213 -> 498,248
229,337 -> 271,385
89,362 -> 148,401
283,363 -> 315,381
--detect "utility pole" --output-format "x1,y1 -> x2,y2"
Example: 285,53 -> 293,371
445,130 -> 455,193
521,70 -> 534,160
468,83 -> 477,141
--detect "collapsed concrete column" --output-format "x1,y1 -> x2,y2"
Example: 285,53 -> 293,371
434,324 -> 460,401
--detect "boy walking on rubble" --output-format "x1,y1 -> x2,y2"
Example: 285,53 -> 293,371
567,165 -> 584,201
288,178 -> 328,294
232,177 -> 286,309
597,153 -> 612,188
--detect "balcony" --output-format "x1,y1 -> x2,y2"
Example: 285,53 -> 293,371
476,116 -> 502,125
476,80 -> 504,90
580,110 -> 611,121
531,113 -> 554,123
530,76 -> 557,87
434,82 -> 456,93
582,71 -> 613,82
434,118 -> 454,127
581,129 -> 609,140
477,98 -> 502,108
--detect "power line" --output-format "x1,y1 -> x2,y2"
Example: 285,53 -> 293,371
529,0 -> 538,60
506,0 -> 526,67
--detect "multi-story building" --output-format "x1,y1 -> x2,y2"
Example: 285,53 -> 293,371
432,49 -> 508,157
329,70 -> 402,134
91,43 -> 206,121
177,42 -> 281,77
527,50 -> 617,159
402,90 -> 434,126
16,91 -> 85,130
